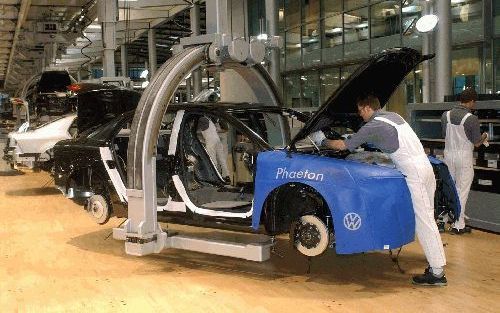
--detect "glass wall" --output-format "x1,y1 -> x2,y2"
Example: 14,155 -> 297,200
274,0 -> 496,108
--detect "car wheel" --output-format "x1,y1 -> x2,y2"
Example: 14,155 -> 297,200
86,194 -> 111,225
290,215 -> 329,257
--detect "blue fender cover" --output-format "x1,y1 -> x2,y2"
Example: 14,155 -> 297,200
253,150 -> 416,254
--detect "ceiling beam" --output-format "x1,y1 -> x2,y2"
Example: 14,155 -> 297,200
4,0 -> 31,89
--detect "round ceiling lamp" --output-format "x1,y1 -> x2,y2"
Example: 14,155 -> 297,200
415,14 -> 439,33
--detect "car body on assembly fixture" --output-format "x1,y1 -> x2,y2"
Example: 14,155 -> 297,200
5,84 -> 141,171
53,48 -> 460,257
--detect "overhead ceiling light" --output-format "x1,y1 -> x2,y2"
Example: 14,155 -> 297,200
86,24 -> 101,29
415,14 -> 439,33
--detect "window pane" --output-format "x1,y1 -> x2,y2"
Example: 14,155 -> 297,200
341,64 -> 360,84
451,0 -> 483,44
344,8 -> 368,43
401,1 -> 422,50
495,39 -> 500,94
371,1 -> 400,38
284,74 -> 302,108
279,0 -> 286,32
323,14 -> 343,64
494,0 -> 500,35
324,0 -> 342,17
285,0 -> 301,28
452,47 -> 480,95
302,0 -> 320,23
285,27 -> 301,70
344,0 -> 367,11
302,71 -> 320,107
320,68 -> 340,102
324,14 -> 343,47
302,22 -> 321,67
344,8 -> 368,59
279,31 -> 286,71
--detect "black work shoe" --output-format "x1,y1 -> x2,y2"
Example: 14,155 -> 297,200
412,269 -> 447,286
450,226 -> 472,235
437,222 -> 446,233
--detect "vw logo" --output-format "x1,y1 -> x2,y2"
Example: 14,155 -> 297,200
343,213 -> 362,231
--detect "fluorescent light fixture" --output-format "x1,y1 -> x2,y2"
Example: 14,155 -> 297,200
416,14 -> 439,33
402,5 -> 421,13
140,69 -> 148,79
355,22 -> 368,29
415,69 -> 422,73
256,33 -> 268,40
86,24 -> 101,29
169,36 -> 179,40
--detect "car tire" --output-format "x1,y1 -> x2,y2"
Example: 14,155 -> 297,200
290,215 -> 329,257
86,194 -> 111,225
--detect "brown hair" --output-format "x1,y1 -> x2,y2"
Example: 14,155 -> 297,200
356,95 -> 381,110
460,88 -> 478,103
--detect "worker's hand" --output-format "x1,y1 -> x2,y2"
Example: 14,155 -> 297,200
483,132 -> 489,147
325,139 -> 347,151
309,131 -> 326,147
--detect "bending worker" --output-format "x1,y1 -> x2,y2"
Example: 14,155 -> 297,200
311,95 -> 447,286
441,88 -> 488,235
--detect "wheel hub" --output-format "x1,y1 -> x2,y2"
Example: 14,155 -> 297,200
90,201 -> 104,218
298,222 -> 321,249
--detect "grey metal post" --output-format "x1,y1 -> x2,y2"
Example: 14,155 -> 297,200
148,28 -> 158,78
186,77 -> 192,101
434,0 -> 451,102
98,0 -> 117,77
266,0 -> 280,88
87,64 -> 92,79
77,70 -> 81,82
191,2 -> 202,95
121,44 -> 128,77
422,0 -> 432,103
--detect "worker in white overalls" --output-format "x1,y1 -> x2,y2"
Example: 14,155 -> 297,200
441,88 -> 488,235
311,95 -> 447,286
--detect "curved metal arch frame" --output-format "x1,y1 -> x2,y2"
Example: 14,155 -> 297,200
123,44 -> 283,255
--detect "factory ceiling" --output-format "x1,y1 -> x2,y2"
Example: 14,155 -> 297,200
0,0 -> 205,92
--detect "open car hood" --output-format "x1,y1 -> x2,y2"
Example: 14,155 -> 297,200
289,48 -> 432,148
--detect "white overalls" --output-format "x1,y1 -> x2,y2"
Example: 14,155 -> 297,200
375,116 -> 446,269
201,118 -> 230,178
444,111 -> 474,230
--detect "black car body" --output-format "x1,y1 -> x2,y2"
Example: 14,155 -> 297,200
53,105 -> 309,225
35,70 -> 73,116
